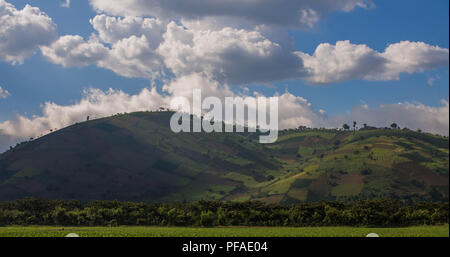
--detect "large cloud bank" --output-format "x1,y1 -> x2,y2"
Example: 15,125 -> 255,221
88,0 -> 374,28
40,15 -> 449,85
1,75 -> 448,151
1,0 -> 447,85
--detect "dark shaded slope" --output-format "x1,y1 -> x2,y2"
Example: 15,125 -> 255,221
0,111 -> 448,203
0,112 -> 281,201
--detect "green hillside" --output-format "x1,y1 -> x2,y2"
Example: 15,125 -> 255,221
0,111 -> 448,203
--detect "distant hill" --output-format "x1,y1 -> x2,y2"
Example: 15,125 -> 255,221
0,111 -> 448,203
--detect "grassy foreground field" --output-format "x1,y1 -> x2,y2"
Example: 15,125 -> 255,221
0,226 -> 448,237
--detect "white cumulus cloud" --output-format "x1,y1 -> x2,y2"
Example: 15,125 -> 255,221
158,22 -> 304,85
297,40 -> 449,84
0,73 -> 322,150
379,41 -> 450,81
330,100 -> 449,136
99,35 -> 165,78
0,0 -> 57,64
1,74 -> 448,152
90,14 -> 165,45
41,15 -> 450,86
0,86 -> 10,99
42,18 -> 304,84
41,35 -> 109,67
0,87 -> 168,148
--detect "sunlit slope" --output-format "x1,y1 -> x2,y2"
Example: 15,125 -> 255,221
0,111 -> 448,203
263,129 -> 448,203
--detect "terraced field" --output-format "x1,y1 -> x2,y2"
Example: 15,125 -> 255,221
0,111 -> 448,203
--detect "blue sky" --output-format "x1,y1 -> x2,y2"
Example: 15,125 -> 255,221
1,0 -> 448,119
0,0 -> 448,149
288,0 -> 449,114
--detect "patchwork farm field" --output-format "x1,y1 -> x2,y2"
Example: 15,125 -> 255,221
0,225 -> 448,237
1,111 -> 448,203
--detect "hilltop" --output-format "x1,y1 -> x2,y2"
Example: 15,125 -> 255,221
0,111 -> 448,203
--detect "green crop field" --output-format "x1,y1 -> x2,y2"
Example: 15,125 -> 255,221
0,226 -> 448,237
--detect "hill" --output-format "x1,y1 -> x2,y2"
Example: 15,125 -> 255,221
0,111 -> 448,203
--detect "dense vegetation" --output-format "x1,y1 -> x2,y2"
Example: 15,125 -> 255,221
0,198 -> 448,227
0,111 -> 448,203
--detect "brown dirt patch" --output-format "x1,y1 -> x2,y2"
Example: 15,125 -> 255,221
299,137 -> 330,147
206,141 -> 234,154
338,174 -> 364,184
416,174 -> 449,186
309,174 -> 332,195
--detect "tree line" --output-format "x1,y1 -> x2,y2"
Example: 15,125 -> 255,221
0,198 -> 447,227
